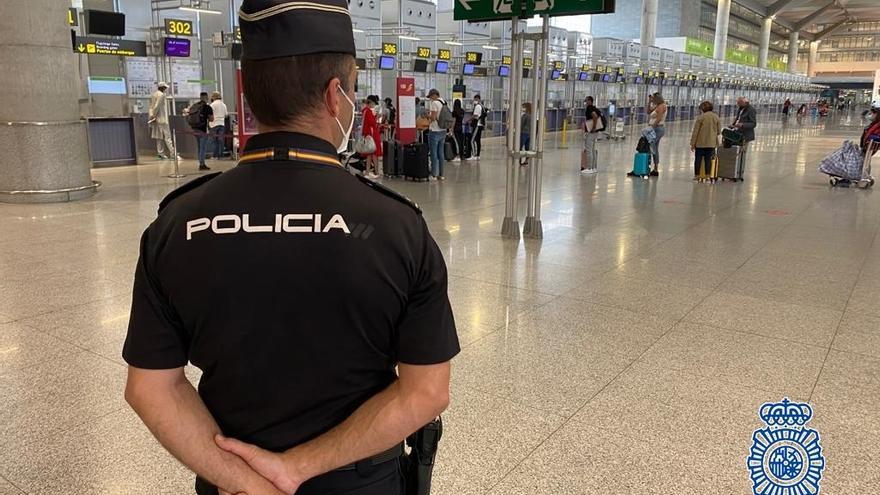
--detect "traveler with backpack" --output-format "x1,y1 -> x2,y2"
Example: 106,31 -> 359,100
427,89 -> 451,180
452,99 -> 469,161
187,92 -> 214,171
581,96 -> 605,174
470,95 -> 486,160
383,97 -> 396,140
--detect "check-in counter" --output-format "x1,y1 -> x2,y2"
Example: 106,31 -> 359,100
87,117 -> 137,167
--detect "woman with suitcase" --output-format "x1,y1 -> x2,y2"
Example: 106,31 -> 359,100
361,95 -> 383,179
690,101 -> 722,182
647,93 -> 667,177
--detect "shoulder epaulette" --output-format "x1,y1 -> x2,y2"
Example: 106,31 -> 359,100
356,174 -> 422,214
158,172 -> 222,213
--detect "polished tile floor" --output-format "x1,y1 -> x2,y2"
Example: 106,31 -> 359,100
2,113 -> 880,493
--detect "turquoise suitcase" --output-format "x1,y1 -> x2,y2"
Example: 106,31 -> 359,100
632,152 -> 650,176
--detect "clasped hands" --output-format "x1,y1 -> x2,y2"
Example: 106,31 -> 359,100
215,435 -> 303,495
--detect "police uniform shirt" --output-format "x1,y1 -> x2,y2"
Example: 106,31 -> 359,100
122,131 -> 460,451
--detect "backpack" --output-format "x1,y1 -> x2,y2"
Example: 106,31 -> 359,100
187,101 -> 207,129
478,106 -> 489,125
597,109 -> 607,131
437,104 -> 455,130
636,136 -> 651,153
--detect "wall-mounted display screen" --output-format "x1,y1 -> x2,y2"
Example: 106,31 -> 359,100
498,65 -> 510,77
87,76 -> 126,95
355,57 -> 366,69
522,68 -> 531,78
463,63 -> 475,75
413,59 -> 428,73
164,38 -> 191,58
602,74 -> 612,82
379,55 -> 396,70
577,72 -> 588,81
634,76 -> 644,84
550,69 -> 561,80
435,61 -> 449,73
85,10 -> 125,36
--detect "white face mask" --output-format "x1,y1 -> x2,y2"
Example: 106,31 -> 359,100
334,86 -> 355,153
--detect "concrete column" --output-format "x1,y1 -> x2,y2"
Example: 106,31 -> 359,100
808,40 -> 819,77
640,0 -> 658,48
0,0 -> 95,203
758,17 -> 773,68
713,0 -> 731,61
788,31 -> 799,73
873,70 -> 880,103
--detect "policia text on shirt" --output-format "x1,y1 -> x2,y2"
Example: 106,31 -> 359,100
121,1 -> 459,495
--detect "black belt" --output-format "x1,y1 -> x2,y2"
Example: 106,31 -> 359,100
335,443 -> 404,471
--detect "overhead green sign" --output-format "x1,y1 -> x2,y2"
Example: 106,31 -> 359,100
528,0 -> 615,18
454,0 -> 522,22
685,38 -> 713,58
454,0 -> 615,21
726,48 -> 757,66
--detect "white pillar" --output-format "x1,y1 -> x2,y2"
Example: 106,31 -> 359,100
640,0 -> 658,48
713,0 -> 731,61
788,31 -> 799,73
873,70 -> 880,103
758,17 -> 773,68
808,40 -> 819,77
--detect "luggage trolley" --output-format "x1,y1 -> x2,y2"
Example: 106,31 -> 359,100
829,138 -> 877,188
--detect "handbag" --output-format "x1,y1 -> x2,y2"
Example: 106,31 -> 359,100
355,135 -> 376,155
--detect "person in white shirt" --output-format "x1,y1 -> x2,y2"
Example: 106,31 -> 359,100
470,95 -> 485,160
427,89 -> 446,180
208,91 -> 229,160
148,82 -> 176,160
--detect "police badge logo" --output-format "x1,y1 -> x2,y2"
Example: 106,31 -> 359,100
747,398 -> 826,495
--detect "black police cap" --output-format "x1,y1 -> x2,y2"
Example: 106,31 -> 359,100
239,0 -> 356,61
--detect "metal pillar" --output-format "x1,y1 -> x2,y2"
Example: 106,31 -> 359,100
713,0 -> 731,61
501,18 -> 523,239
523,32 -> 543,237
788,31 -> 799,73
640,0 -> 658,49
524,16 -> 549,240
758,17 -> 773,68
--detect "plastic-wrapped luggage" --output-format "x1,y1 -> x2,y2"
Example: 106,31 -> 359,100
818,140 -> 865,181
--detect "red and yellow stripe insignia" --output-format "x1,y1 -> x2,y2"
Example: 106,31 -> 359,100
238,149 -> 341,167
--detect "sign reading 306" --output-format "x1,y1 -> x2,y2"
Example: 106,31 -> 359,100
382,42 -> 398,55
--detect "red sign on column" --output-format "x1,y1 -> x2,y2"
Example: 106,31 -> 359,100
396,77 -> 416,145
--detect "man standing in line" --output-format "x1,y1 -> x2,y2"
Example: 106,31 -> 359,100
470,94 -> 485,160
732,96 -> 757,167
426,88 -> 446,180
208,91 -> 228,160
581,96 -> 602,174
149,82 -> 177,160
188,92 -> 214,171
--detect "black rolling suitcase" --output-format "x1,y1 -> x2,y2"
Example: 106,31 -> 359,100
444,136 -> 456,161
403,142 -> 430,181
383,140 -> 403,177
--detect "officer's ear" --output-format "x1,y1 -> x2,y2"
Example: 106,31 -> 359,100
324,77 -> 344,118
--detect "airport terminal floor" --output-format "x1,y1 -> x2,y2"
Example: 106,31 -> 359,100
2,114 -> 880,493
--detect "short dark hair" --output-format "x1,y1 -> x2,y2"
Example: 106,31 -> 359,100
242,53 -> 355,127
474,94 -> 481,100
700,101 -> 713,112
585,96 -> 594,104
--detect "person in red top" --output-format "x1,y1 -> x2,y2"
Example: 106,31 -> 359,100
362,95 -> 384,179
861,104 -> 880,154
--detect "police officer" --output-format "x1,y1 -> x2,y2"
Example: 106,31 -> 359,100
121,1 -> 459,494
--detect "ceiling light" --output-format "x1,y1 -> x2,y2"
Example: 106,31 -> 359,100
353,28 -> 365,33
598,59 -> 607,63
482,45 -> 500,50
179,6 -> 222,14
445,41 -> 463,46
524,49 -> 532,54
399,35 -> 421,41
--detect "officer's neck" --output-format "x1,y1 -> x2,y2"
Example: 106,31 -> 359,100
257,122 -> 337,147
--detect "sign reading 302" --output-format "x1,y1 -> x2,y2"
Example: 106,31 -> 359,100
165,18 -> 195,37
382,42 -> 398,55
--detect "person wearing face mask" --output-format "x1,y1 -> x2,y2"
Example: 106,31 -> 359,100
120,2 -> 459,495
